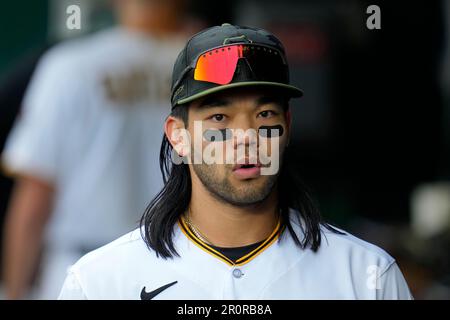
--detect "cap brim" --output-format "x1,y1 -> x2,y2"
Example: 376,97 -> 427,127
175,81 -> 303,106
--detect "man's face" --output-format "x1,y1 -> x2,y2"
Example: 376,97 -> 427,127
184,87 -> 290,206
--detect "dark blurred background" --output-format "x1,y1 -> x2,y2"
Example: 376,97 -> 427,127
0,0 -> 449,299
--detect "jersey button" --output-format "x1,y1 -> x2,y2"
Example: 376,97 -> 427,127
232,268 -> 243,278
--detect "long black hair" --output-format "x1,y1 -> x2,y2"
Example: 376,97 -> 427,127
140,104 -> 343,258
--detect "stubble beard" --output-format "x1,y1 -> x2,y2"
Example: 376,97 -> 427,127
192,163 -> 279,207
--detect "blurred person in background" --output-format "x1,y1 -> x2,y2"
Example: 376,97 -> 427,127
1,0 -> 201,299
0,46 -> 51,256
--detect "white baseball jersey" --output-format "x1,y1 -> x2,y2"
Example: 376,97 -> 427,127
1,26 -> 185,298
58,209 -> 413,300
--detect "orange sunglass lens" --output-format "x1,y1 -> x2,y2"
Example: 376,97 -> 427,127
194,45 -> 242,85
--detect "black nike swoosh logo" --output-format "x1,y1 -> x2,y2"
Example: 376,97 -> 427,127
140,281 -> 178,300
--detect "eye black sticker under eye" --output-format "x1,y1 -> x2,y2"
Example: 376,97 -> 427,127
203,128 -> 233,141
258,125 -> 284,138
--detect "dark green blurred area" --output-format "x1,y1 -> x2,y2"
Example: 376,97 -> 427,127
0,0 -> 48,76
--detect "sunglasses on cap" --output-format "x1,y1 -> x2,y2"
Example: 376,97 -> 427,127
173,43 -> 289,89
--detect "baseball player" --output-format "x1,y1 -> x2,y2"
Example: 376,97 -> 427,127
58,24 -> 413,300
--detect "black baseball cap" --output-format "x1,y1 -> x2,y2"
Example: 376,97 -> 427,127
170,23 -> 303,108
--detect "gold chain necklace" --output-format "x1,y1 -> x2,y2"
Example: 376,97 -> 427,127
184,208 -> 281,246
184,209 -> 213,245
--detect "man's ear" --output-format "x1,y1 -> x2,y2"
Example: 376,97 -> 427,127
164,116 -> 190,157
285,109 -> 292,146
285,109 -> 292,130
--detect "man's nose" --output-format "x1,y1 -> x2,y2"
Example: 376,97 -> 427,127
232,116 -> 258,148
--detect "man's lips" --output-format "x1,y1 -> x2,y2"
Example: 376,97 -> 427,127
232,161 -> 262,171
232,160 -> 262,179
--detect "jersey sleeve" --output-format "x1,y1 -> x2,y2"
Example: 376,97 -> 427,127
1,49 -> 81,182
376,262 -> 414,300
58,269 -> 88,300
